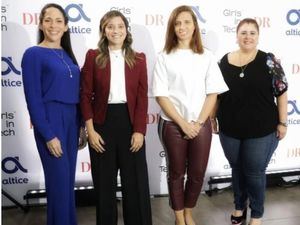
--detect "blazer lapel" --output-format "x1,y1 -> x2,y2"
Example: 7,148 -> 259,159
102,59 -> 111,101
124,62 -> 133,98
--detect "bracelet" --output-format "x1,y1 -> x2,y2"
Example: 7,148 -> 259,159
210,118 -> 217,121
278,121 -> 288,127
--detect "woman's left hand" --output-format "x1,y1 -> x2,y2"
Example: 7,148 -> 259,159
130,132 -> 144,152
276,124 -> 287,140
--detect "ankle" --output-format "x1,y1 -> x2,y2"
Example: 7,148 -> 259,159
175,210 -> 185,225
232,210 -> 244,217
184,208 -> 195,225
249,218 -> 262,225
184,208 -> 192,216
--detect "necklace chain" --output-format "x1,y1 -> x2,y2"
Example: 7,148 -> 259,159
238,50 -> 257,78
51,49 -> 73,78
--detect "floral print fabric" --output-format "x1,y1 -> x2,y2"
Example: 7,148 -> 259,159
266,53 -> 288,97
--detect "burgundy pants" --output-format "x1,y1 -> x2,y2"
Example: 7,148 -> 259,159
158,117 -> 212,210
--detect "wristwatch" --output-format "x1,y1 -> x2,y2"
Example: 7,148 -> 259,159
278,121 -> 288,127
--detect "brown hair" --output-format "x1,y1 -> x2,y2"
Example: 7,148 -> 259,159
236,18 -> 259,34
96,10 -> 136,69
38,3 -> 78,65
164,5 -> 204,54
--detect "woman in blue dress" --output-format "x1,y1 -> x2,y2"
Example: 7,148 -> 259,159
21,3 -> 80,225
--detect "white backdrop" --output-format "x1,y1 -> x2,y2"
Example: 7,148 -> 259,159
2,0 -> 300,206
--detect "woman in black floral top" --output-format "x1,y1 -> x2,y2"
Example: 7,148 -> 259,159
211,18 -> 288,225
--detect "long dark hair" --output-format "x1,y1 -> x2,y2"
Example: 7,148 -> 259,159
164,5 -> 203,54
38,3 -> 78,65
96,10 -> 136,69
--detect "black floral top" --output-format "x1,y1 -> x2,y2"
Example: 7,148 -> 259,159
266,53 -> 288,97
217,50 -> 288,139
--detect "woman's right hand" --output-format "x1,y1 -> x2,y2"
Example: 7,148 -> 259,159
180,121 -> 199,139
46,137 -> 62,158
87,129 -> 105,153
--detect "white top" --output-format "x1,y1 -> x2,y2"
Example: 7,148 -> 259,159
152,48 -> 228,122
108,49 -> 127,103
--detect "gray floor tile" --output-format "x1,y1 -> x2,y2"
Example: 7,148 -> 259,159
2,186 -> 300,225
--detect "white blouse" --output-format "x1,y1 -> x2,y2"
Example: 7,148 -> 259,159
152,48 -> 228,122
108,49 -> 127,103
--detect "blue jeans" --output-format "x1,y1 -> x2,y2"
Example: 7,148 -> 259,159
219,132 -> 279,218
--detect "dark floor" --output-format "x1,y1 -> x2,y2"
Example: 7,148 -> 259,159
2,186 -> 300,225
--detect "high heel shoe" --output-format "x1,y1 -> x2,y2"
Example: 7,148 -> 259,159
231,208 -> 247,225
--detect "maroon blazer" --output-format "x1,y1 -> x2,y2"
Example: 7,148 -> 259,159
80,49 -> 148,135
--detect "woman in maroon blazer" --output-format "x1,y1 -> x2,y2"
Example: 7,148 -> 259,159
80,10 -> 152,225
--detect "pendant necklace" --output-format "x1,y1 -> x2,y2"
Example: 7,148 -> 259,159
238,50 -> 257,78
109,48 -> 123,59
239,65 -> 248,78
51,48 -> 73,78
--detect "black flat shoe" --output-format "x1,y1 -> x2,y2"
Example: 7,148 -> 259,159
231,208 -> 247,225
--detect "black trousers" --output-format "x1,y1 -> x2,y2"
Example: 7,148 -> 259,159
89,104 -> 152,225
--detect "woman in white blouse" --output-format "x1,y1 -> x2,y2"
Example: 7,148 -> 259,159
152,5 -> 228,225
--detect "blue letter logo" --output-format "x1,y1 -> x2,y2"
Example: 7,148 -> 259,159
2,157 -> 28,174
65,4 -> 91,22
286,9 -> 300,26
191,6 -> 206,23
288,100 -> 300,115
1,57 -> 21,76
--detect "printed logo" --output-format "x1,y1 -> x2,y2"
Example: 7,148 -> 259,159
22,4 -> 92,34
287,100 -> 300,126
159,151 -> 165,158
285,9 -> 300,36
1,57 -> 22,87
222,9 -> 242,33
292,64 -> 300,74
2,156 -> 28,174
254,17 -> 271,28
80,162 -> 91,172
22,12 -> 39,25
286,9 -> 300,26
1,5 -> 8,31
65,3 -> 92,34
1,57 -> 21,75
1,111 -> 16,136
147,113 -> 159,124
190,6 -> 207,35
191,6 -> 206,23
287,148 -> 300,158
288,100 -> 300,115
110,6 -> 132,24
2,156 -> 29,185
159,165 -> 167,173
65,4 -> 91,22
